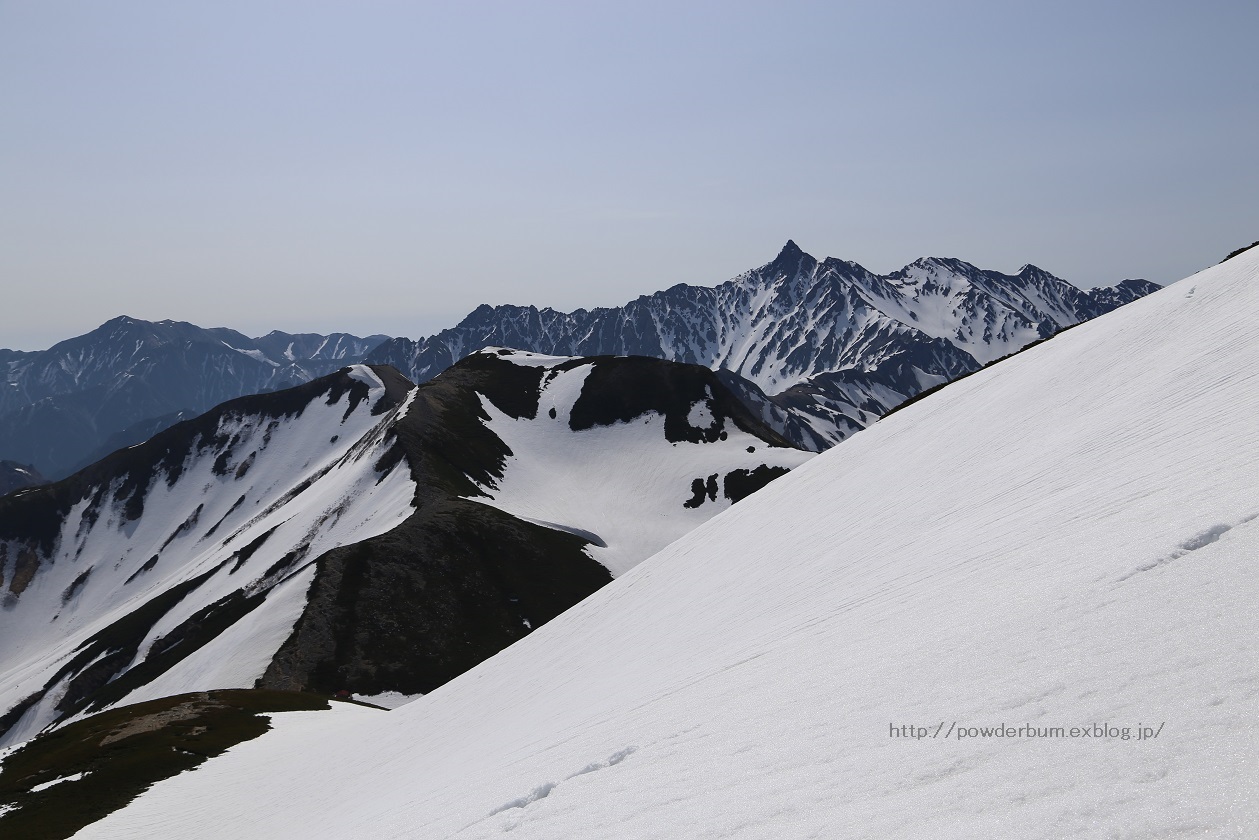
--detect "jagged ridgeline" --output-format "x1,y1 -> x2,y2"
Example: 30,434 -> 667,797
367,242 -> 1160,450
0,352 -> 807,745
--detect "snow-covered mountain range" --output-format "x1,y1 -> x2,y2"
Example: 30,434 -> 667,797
0,319 -> 389,478
3,244 -> 1250,839
0,351 -> 806,750
369,241 -> 1158,448
0,244 -> 1157,479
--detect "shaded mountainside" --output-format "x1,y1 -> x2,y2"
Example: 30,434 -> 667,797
0,318 -> 389,479
368,242 -> 1159,449
0,353 -> 807,745
0,689 -> 353,840
0,461 -> 45,496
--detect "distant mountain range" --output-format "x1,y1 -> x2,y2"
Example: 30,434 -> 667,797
0,243 -> 1158,477
0,321 -> 388,477
0,351 -> 806,746
368,242 -> 1159,449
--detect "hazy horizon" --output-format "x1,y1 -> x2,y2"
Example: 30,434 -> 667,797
0,238 -> 1191,352
3,1 -> 1256,351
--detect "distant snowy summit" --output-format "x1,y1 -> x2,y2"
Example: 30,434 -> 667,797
369,242 -> 1160,449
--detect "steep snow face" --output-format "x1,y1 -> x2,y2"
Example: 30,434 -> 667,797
73,250 -> 1258,839
0,367 -> 416,746
468,351 -> 811,576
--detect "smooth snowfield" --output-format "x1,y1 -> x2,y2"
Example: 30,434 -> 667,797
76,252 -> 1258,838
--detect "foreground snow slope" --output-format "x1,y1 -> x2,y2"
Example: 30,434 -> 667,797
79,251 -> 1258,838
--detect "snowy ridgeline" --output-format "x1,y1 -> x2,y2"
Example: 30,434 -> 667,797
70,249 -> 1259,838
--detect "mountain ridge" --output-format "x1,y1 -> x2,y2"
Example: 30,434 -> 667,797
0,352 -> 808,746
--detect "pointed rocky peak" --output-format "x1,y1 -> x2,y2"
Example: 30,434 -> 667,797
763,240 -> 817,277
1014,264 -> 1070,287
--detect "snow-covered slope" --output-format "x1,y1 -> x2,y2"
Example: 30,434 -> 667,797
67,247 -> 1258,838
468,349 -> 810,576
370,242 -> 1159,449
0,353 -> 804,749
0,366 -> 418,746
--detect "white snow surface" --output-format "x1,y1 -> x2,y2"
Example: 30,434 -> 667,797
470,360 -> 810,576
355,691 -> 424,710
475,347 -> 579,367
76,251 -> 1259,838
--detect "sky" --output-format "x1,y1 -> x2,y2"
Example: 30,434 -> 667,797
2,0 -> 1256,351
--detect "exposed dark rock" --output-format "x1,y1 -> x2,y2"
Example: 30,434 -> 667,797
0,689 -> 339,840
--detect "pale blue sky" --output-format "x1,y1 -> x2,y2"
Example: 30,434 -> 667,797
2,0 -> 1256,349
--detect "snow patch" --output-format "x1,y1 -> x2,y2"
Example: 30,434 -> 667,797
475,347 -> 578,368
29,771 -> 87,793
345,365 -> 382,389
355,691 -> 424,710
686,398 -> 714,429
